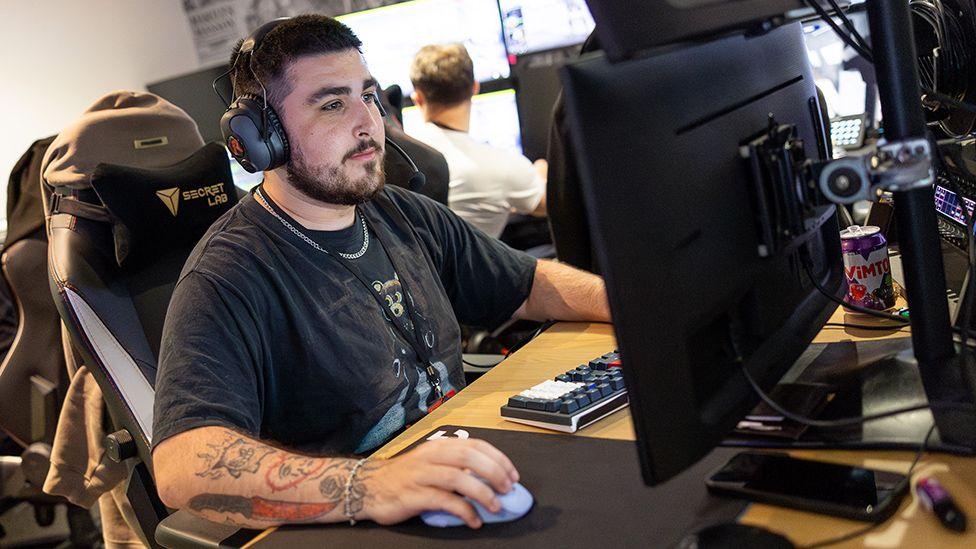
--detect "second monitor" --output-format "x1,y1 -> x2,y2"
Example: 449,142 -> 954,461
401,88 -> 524,155
337,0 -> 510,96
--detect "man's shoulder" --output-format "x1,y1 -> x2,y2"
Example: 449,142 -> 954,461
375,185 -> 448,222
180,198 -> 272,285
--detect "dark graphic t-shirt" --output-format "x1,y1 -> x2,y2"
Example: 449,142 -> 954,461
152,186 -> 535,455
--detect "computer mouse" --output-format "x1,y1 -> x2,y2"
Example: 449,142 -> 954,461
678,523 -> 794,549
421,481 -> 534,527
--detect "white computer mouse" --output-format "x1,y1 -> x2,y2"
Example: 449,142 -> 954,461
421,481 -> 534,527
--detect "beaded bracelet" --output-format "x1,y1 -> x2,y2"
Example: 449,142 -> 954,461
344,458 -> 369,525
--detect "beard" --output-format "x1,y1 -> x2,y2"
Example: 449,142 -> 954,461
286,139 -> 385,205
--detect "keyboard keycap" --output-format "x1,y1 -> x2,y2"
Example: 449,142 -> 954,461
574,393 -> 591,407
560,399 -> 579,414
555,374 -> 572,383
544,399 -> 560,412
597,383 -> 612,397
525,398 -> 547,410
508,396 -> 530,408
609,377 -> 625,391
586,388 -> 601,402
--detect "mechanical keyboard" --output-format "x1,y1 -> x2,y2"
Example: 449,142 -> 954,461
500,351 -> 627,433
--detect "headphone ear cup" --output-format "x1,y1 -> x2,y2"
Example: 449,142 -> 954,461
264,105 -> 290,164
220,94 -> 289,173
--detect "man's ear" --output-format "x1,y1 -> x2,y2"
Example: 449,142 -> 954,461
472,81 -> 480,96
411,90 -> 425,108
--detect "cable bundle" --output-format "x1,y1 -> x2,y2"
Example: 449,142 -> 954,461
910,0 -> 976,136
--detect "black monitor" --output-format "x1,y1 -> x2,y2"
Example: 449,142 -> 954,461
512,47 -> 580,161
147,65 -> 232,144
584,0 -> 813,61
561,22 -> 845,484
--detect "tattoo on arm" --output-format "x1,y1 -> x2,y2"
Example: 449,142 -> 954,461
318,461 -> 379,516
264,455 -> 327,492
196,437 -> 275,480
187,494 -> 337,523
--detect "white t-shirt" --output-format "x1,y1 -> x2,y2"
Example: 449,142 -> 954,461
408,122 -> 545,238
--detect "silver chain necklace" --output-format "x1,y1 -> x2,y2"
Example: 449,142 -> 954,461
254,188 -> 369,260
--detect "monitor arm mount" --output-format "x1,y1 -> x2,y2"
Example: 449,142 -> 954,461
816,137 -> 934,204
741,0 -> 976,449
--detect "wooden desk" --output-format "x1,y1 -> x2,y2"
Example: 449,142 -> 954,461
235,318 -> 974,548
380,319 -> 976,548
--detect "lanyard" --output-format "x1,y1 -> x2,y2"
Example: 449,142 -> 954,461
254,188 -> 444,403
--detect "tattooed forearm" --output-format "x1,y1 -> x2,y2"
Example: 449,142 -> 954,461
187,494 -> 337,524
318,461 -> 379,516
264,455 -> 328,492
196,437 -> 276,480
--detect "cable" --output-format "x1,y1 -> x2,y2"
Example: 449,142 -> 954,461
462,357 -> 503,368
823,322 -> 910,331
807,0 -> 976,125
824,0 -> 871,53
800,422 -> 937,548
803,0 -> 874,62
739,354 -> 975,427
922,88 -> 976,115
802,260 -> 909,323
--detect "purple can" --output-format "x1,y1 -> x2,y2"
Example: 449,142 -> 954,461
840,225 -> 896,311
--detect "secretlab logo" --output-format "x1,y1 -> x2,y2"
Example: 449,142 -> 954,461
156,187 -> 180,216
155,183 -> 229,217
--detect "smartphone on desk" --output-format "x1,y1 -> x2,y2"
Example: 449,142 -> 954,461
706,452 -> 908,522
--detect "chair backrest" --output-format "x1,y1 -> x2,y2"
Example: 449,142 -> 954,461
47,142 -> 238,466
0,232 -> 67,447
0,135 -> 64,448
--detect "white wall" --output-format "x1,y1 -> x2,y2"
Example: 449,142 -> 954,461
0,0 -> 201,231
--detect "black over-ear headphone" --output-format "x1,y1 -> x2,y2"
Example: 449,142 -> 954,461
219,18 -> 291,173
215,18 -> 427,191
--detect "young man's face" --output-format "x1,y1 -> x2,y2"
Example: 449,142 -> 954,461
276,49 -> 386,205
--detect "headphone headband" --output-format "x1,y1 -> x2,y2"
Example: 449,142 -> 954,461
239,17 -> 291,56
220,18 -> 293,173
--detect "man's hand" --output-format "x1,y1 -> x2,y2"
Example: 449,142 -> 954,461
362,438 -> 519,528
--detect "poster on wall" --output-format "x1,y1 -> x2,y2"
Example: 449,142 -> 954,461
182,0 -> 403,65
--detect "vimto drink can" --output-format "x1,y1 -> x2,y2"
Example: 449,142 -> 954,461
840,225 -> 896,311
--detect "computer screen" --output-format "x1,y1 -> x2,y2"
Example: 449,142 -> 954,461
147,65 -> 233,144
934,185 -> 975,228
561,22 -> 844,485
801,9 -> 875,121
402,88 -> 523,154
498,0 -> 595,55
336,0 -> 510,96
227,148 -> 265,191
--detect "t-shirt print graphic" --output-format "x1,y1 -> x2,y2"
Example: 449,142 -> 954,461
373,273 -> 406,320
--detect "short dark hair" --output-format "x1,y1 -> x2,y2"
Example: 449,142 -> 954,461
230,15 -> 363,113
409,44 -> 475,106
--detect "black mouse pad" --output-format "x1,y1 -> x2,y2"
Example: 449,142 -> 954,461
252,426 -> 749,548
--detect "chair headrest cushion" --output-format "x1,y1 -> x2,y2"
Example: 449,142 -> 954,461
42,91 -> 205,190
90,142 -> 237,264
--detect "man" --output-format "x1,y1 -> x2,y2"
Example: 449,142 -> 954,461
152,16 -> 609,530
408,44 -> 548,238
